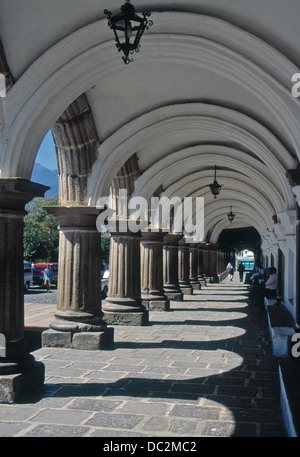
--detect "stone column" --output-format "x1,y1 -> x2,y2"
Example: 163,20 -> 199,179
210,245 -> 219,283
189,244 -> 200,290
163,233 -> 183,301
140,231 -> 169,311
102,226 -> 149,325
197,244 -> 205,288
0,179 -> 48,403
178,238 -> 193,295
202,244 -> 210,279
42,206 -> 114,350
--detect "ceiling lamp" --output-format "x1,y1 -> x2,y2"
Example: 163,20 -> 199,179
104,1 -> 153,64
209,165 -> 223,198
227,206 -> 235,223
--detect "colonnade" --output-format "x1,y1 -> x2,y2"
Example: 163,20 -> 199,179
42,214 -> 226,330
0,191 -> 226,402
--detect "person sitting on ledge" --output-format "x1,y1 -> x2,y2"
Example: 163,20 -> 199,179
263,266 -> 278,298
253,266 -> 278,306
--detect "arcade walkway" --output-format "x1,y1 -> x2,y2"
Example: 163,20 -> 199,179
0,277 -> 286,437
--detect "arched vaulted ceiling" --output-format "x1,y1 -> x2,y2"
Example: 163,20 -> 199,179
0,1 -> 299,245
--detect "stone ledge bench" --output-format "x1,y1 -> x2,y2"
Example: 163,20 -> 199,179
279,358 -> 300,437
265,302 -> 296,357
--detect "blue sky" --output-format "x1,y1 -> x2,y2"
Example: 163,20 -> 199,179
36,130 -> 57,170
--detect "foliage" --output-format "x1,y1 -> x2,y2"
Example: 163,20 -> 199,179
101,236 -> 110,262
24,195 -> 59,262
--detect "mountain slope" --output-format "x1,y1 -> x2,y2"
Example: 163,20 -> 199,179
31,163 -> 58,197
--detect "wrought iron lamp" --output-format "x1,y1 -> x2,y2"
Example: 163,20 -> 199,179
104,0 -> 153,64
227,206 -> 235,223
209,165 -> 223,198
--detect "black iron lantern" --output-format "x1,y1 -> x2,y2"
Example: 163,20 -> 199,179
104,0 -> 153,64
227,206 -> 235,223
209,165 -> 223,198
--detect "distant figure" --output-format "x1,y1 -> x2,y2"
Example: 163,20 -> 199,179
44,264 -> 54,293
237,263 -> 245,282
226,261 -> 235,281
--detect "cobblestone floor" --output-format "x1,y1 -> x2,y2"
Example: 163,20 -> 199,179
0,278 -> 287,437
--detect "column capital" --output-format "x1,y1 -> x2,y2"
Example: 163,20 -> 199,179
163,232 -> 183,245
178,237 -> 189,247
45,205 -> 100,230
141,229 -> 168,242
0,178 -> 49,211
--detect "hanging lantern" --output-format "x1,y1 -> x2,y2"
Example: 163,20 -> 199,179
209,165 -> 223,198
104,1 -> 153,64
227,206 -> 235,223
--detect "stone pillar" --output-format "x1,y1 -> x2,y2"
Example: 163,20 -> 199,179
202,245 -> 209,278
140,231 -> 169,311
197,244 -> 205,288
102,226 -> 149,325
0,179 -> 48,403
210,245 -> 219,283
189,244 -> 200,290
163,233 -> 183,301
42,206 -> 114,350
178,239 -> 193,295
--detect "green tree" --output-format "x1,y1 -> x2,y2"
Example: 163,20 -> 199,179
101,236 -> 110,263
24,195 -> 59,262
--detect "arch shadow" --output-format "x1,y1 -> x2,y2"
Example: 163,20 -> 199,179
21,286 -> 286,437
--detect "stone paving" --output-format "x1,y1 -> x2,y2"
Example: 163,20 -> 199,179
0,278 -> 287,437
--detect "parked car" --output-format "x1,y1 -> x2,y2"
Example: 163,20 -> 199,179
32,263 -> 58,287
24,261 -> 33,292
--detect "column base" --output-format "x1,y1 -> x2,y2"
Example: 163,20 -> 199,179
164,290 -> 183,301
0,361 -> 45,404
182,288 -> 193,295
190,280 -> 201,291
103,310 -> 149,326
103,297 -> 149,325
142,297 -> 170,311
179,283 -> 193,295
42,328 -> 114,350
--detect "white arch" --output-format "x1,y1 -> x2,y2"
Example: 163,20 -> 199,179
162,170 -> 285,214
132,145 -> 293,210
203,199 -> 271,240
89,107 -> 295,206
1,13 -> 299,183
210,217 -> 262,245
180,187 -> 274,226
173,189 -> 273,243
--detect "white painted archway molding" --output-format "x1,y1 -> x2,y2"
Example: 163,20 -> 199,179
203,198 -> 271,241
174,191 -> 272,242
178,188 -> 274,228
161,170 -> 285,214
210,217 -> 263,245
166,174 -> 276,238
89,106 -> 295,206
0,12 -> 299,182
132,145 -> 293,210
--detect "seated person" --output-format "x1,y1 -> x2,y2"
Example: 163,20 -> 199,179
264,266 -> 278,298
253,266 -> 278,305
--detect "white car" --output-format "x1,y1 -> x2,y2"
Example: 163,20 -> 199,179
24,261 -> 33,292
